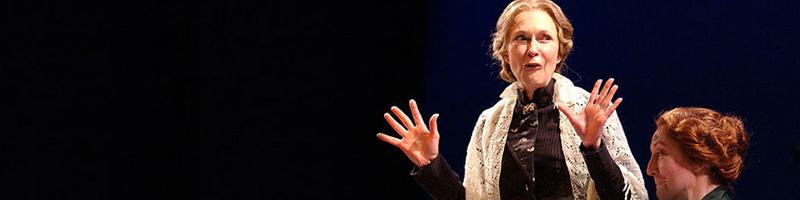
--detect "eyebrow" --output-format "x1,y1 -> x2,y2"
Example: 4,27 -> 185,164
510,29 -> 553,38
651,141 -> 664,148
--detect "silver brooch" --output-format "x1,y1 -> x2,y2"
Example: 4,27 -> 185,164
523,103 -> 536,115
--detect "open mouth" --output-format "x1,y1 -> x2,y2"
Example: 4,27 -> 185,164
655,180 -> 666,187
525,63 -> 542,69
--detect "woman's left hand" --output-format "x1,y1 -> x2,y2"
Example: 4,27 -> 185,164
557,78 -> 622,150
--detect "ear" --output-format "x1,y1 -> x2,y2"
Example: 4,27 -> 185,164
692,163 -> 709,175
502,54 -> 509,63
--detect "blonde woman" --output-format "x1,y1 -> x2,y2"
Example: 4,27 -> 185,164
378,0 -> 647,199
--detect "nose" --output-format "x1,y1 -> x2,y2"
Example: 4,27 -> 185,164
646,157 -> 656,176
526,41 -> 541,58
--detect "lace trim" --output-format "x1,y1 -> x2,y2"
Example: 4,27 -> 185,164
464,74 -> 647,200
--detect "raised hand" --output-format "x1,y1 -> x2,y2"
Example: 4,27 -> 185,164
377,99 -> 440,167
557,78 -> 623,150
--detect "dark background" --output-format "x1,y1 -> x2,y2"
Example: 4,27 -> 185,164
6,0 -> 800,199
5,1 -> 190,199
425,1 -> 800,200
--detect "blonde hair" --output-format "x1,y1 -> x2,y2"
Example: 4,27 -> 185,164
491,0 -> 574,83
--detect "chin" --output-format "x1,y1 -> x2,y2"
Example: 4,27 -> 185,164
656,190 -> 680,200
523,79 -> 547,89
655,192 -> 668,200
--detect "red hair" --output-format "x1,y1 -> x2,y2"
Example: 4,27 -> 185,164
656,107 -> 749,186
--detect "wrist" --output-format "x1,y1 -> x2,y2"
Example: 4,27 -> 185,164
415,154 -> 439,168
582,139 -> 601,151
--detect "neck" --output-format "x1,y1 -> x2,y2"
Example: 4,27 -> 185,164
688,174 -> 721,200
523,89 -> 535,101
518,83 -> 544,102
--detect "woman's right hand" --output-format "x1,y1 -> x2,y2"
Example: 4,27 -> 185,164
377,99 -> 440,167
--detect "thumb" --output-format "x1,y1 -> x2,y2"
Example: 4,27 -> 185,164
556,104 -> 574,119
429,113 -> 440,136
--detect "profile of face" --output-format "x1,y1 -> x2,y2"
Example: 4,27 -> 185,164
503,9 -> 561,92
646,128 -> 700,200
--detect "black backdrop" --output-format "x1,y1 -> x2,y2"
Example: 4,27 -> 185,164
6,0 -> 800,199
198,1 -> 428,199
6,1 -> 191,199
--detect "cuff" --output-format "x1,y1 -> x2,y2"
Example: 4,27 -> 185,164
410,154 -> 465,200
580,141 -> 626,199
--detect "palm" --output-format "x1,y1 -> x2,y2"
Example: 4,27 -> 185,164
377,99 -> 440,167
395,121 -> 439,164
558,78 -> 622,150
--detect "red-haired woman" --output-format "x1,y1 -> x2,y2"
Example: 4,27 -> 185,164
647,107 -> 750,200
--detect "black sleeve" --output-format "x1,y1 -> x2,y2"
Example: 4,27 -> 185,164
410,154 -> 466,200
580,141 -> 626,200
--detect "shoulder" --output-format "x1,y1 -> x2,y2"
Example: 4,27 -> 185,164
552,74 -> 589,106
478,83 -> 518,119
567,85 -> 590,99
478,98 -> 508,120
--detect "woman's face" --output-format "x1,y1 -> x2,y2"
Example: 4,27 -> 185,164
504,10 -> 561,91
646,128 -> 699,200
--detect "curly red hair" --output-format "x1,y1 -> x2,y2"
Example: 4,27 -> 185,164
656,107 -> 749,186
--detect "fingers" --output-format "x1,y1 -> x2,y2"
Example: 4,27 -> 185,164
384,113 -> 408,137
588,79 -> 602,104
597,78 -> 614,105
409,99 -> 428,131
391,106 -> 414,130
376,133 -> 402,147
429,113 -> 440,136
605,98 -> 623,117
599,84 -> 618,109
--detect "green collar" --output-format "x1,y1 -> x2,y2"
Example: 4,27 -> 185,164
701,185 -> 732,200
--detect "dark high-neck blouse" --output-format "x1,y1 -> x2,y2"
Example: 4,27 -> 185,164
500,79 -> 573,199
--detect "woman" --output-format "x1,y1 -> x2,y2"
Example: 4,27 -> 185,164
377,0 -> 647,199
647,107 -> 749,200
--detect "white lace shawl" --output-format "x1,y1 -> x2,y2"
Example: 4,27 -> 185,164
463,74 -> 648,200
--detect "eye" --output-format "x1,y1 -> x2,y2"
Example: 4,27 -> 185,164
539,34 -> 553,41
515,35 -> 529,41
655,151 -> 664,158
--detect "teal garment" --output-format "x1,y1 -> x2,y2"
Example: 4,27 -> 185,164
701,185 -> 732,200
